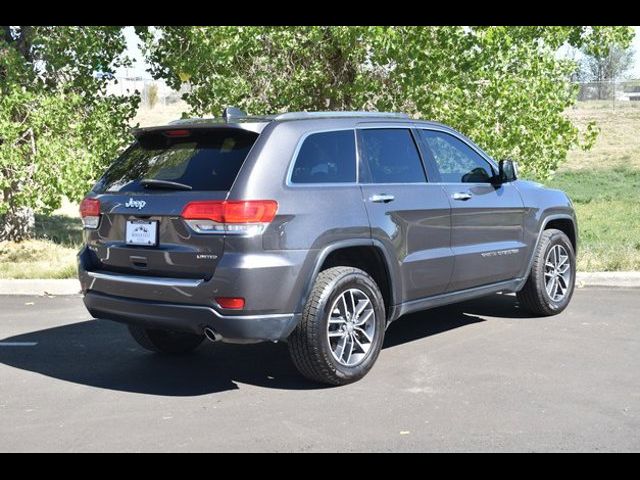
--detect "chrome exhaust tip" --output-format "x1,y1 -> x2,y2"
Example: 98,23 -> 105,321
203,327 -> 222,343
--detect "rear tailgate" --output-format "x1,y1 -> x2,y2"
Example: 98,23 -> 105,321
89,191 -> 227,280
82,127 -> 259,282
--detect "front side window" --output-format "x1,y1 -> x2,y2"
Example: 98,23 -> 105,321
290,130 -> 356,184
358,129 -> 427,184
419,130 -> 494,183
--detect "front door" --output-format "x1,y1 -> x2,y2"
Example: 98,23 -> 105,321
358,127 -> 453,302
417,129 -> 526,292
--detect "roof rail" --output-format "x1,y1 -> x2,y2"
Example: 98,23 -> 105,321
272,111 -> 410,121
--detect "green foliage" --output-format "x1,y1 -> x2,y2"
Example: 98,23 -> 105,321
0,26 -> 138,241
546,167 -> 640,271
140,26 -> 634,180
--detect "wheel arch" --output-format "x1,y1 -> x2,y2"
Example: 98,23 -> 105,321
545,217 -> 578,253
296,239 -> 401,321
516,213 -> 578,291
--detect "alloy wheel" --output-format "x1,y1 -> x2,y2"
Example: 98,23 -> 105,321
326,288 -> 376,367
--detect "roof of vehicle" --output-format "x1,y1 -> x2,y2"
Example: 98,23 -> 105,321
132,109 -> 453,137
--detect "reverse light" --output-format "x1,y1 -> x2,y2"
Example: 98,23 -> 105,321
79,197 -> 101,229
215,297 -> 245,310
181,200 -> 278,236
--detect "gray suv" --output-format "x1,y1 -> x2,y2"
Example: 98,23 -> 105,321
78,109 -> 578,385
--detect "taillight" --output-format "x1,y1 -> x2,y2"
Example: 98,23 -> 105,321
181,200 -> 278,235
79,197 -> 101,229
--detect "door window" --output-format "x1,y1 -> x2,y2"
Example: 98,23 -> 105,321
358,129 -> 427,184
419,130 -> 494,183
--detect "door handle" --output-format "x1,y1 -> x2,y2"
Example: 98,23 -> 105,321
369,194 -> 395,204
452,192 -> 472,201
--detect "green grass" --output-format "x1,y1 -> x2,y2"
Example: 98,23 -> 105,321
34,213 -> 83,248
0,213 -> 82,279
0,239 -> 79,279
545,167 -> 640,271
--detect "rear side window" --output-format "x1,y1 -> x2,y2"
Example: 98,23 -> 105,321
358,129 -> 427,184
93,129 -> 258,193
290,130 -> 356,184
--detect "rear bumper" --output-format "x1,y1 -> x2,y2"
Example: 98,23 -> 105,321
84,291 -> 299,343
77,244 -> 313,316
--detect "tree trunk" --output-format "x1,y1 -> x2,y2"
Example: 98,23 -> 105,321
0,189 -> 35,242
0,207 -> 35,242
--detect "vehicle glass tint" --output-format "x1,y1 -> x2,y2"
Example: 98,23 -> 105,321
419,130 -> 494,183
93,129 -> 258,193
358,129 -> 426,184
290,130 -> 356,184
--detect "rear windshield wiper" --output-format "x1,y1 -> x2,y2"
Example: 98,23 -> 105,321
140,179 -> 193,191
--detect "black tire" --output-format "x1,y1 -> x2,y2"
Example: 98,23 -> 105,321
517,228 -> 576,316
128,325 -> 205,354
288,266 -> 386,385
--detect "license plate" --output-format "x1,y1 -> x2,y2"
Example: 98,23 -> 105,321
125,220 -> 158,246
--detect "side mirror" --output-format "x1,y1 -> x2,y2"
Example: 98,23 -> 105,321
492,159 -> 518,185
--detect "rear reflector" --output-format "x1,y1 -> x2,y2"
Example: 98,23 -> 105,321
79,197 -> 101,229
216,297 -> 245,310
181,200 -> 278,224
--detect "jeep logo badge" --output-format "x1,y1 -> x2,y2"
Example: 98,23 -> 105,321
125,198 -> 146,210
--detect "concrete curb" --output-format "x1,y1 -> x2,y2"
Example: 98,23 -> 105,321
0,279 -> 81,296
575,272 -> 640,289
0,272 -> 639,296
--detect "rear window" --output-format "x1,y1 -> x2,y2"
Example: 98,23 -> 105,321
93,129 -> 258,193
290,130 -> 356,184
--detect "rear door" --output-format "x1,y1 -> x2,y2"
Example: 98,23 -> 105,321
417,129 -> 526,291
358,127 -> 453,301
86,127 -> 259,280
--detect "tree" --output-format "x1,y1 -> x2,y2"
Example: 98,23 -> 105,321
580,45 -> 635,99
0,26 -> 138,241
139,26 -> 634,180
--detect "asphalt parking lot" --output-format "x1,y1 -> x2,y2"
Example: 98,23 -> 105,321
0,287 -> 638,452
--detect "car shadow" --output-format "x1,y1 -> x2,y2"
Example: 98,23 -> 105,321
0,293 -> 527,396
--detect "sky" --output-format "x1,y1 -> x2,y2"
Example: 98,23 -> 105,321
116,27 -> 152,79
117,26 -> 640,80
